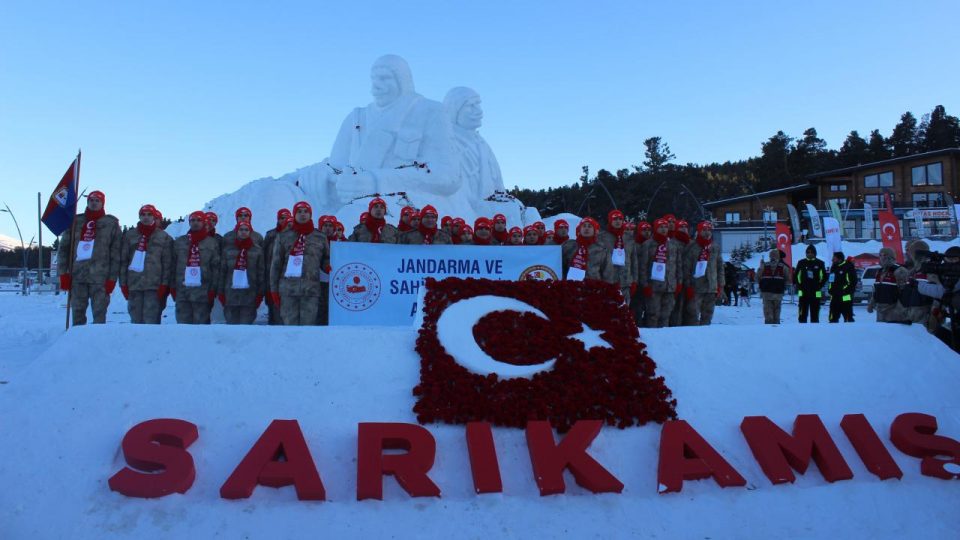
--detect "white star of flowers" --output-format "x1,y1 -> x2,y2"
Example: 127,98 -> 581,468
567,323 -> 614,350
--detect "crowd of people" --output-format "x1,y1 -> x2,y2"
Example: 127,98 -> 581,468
57,190 -> 957,341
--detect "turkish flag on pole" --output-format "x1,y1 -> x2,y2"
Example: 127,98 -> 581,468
878,211 -> 904,263
775,223 -> 792,267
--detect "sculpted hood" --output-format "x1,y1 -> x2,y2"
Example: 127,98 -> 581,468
372,54 -> 415,95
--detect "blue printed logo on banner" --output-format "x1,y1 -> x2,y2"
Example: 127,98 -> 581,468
332,262 -> 382,312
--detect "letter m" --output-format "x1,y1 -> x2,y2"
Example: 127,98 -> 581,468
740,415 -> 853,484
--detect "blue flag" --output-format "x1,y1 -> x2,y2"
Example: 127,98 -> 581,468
41,154 -> 80,236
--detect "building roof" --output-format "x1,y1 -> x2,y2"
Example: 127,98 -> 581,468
702,183 -> 814,208
806,147 -> 960,181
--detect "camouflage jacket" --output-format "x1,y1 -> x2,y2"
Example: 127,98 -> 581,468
682,240 -> 724,293
348,222 -> 400,243
597,230 -> 638,287
561,239 -> 615,283
58,213 -> 122,284
219,241 -> 266,305
171,234 -> 221,302
270,229 -> 329,297
637,238 -> 683,292
119,227 -> 174,291
399,229 -> 453,245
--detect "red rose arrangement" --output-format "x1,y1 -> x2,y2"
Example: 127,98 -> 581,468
413,277 -> 677,432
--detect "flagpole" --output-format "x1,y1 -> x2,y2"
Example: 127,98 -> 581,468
64,150 -> 81,330
37,192 -> 42,293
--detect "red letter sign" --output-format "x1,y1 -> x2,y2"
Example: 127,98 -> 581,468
357,423 -> 441,500
840,414 -> 902,480
890,413 -> 960,480
525,420 -> 624,496
741,415 -> 853,484
220,419 -> 326,501
466,422 -> 503,494
108,418 -> 199,498
657,420 -> 746,494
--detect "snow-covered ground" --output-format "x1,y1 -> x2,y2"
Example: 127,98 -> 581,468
0,286 -> 957,539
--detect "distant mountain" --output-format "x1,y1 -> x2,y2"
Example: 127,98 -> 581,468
0,233 -> 21,251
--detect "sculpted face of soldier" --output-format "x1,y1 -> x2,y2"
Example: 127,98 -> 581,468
371,67 -> 401,107
87,194 -> 103,212
456,97 -> 483,130
295,207 -> 311,224
139,210 -> 155,227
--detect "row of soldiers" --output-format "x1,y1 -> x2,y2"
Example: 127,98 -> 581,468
58,192 -> 727,327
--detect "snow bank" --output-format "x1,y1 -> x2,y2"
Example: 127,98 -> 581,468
1,321 -> 957,538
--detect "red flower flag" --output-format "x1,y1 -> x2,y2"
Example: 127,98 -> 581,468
775,223 -> 792,267
878,211 -> 904,263
413,278 -> 677,432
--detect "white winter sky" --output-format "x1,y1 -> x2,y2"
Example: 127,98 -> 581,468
1,0 -> 958,244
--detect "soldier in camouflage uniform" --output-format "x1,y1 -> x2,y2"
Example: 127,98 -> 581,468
562,217 -> 614,282
263,208 -> 291,325
598,209 -> 638,304
58,190 -> 122,325
638,218 -> 683,328
270,201 -> 329,325
119,204 -> 173,324
631,221 -> 652,325
171,211 -> 221,324
867,247 -> 906,322
219,220 -> 265,324
348,198 -> 399,243
472,217 -> 495,246
221,207 -> 264,248
547,219 -> 570,246
682,221 -> 724,325
399,206 -> 452,245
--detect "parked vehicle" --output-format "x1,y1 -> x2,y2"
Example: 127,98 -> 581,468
859,265 -> 881,303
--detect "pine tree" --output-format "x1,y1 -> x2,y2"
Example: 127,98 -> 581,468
867,129 -> 891,161
638,137 -> 676,172
887,112 -> 920,157
791,127 -> 829,176
756,131 -> 793,188
838,130 -> 869,166
921,105 -> 960,151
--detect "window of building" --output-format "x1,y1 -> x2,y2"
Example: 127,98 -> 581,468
911,162 -> 943,186
762,210 -> 778,223
725,212 -> 741,224
829,184 -> 848,192
864,193 -> 897,209
864,171 -> 894,188
829,198 -> 849,209
912,192 -> 945,208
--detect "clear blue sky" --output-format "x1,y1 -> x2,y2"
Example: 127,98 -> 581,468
1,0 -> 958,244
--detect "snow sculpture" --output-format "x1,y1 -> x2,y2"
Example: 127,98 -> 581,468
443,87 -> 506,215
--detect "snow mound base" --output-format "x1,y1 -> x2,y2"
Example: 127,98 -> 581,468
0,323 -> 958,539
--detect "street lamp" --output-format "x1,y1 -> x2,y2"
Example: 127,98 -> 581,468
1,203 -> 28,296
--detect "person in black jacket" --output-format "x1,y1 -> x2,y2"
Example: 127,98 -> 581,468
794,244 -> 828,323
828,251 -> 857,323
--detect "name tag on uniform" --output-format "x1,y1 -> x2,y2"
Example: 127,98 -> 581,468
76,240 -> 94,261
694,260 -> 707,278
284,254 -> 304,278
612,248 -> 626,266
129,250 -> 146,273
184,266 -> 202,287
232,269 -> 249,289
566,266 -> 586,281
651,261 -> 666,282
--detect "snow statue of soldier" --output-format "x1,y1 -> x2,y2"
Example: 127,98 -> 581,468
318,55 -> 461,215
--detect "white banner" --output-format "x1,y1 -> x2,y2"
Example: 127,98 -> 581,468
823,217 -> 842,254
912,207 -> 925,238
862,202 -> 873,239
328,243 -> 563,326
805,203 -> 823,238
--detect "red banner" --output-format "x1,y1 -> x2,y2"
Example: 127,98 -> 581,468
878,211 -> 904,263
775,223 -> 792,267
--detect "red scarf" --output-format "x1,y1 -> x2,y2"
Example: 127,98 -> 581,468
554,233 -> 569,245
398,219 -> 412,233
81,208 -> 104,242
234,236 -> 252,270
135,222 -> 157,252
187,228 -> 208,266
571,234 -> 596,272
365,216 -> 386,243
652,232 -> 669,265
290,220 -> 314,255
492,229 -> 508,244
696,235 -> 711,261
419,223 -> 437,245
674,231 -> 690,244
473,234 -> 491,246
537,234 -> 546,245
606,223 -> 625,251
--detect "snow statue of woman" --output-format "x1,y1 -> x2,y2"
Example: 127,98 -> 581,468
443,87 -> 506,215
